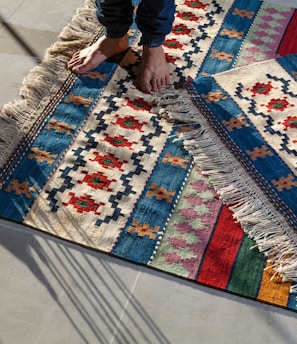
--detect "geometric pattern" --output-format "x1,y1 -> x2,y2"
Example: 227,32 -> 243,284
231,66 -> 297,171
191,58 -> 297,222
25,76 -> 177,250
185,54 -> 297,307
151,166 -> 222,279
1,0 -> 297,312
235,2 -> 296,67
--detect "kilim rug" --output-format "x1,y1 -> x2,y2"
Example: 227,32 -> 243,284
1,0 -> 297,311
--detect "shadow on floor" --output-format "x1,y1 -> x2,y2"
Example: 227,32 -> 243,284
0,221 -> 171,343
0,12 -> 52,63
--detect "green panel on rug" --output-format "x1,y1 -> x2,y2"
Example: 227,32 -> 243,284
227,236 -> 266,298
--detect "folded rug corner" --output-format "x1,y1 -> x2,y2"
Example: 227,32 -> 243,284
153,53 -> 297,288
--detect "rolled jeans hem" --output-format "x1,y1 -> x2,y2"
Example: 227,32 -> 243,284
96,0 -> 175,47
138,36 -> 165,48
106,29 -> 129,39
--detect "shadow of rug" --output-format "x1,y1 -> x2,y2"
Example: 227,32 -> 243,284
1,0 -> 297,311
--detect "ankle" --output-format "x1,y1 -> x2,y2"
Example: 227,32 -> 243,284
107,34 -> 129,43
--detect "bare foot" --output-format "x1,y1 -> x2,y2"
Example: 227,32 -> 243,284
141,45 -> 170,93
67,35 -> 129,74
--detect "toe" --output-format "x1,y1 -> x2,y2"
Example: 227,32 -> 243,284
141,75 -> 152,93
73,56 -> 97,74
159,76 -> 168,91
67,55 -> 84,70
141,82 -> 152,93
154,80 -> 162,92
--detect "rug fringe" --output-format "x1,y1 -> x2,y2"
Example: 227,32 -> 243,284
0,0 -> 100,169
151,84 -> 297,291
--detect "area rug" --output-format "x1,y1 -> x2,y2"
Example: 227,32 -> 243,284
1,0 -> 297,311
154,52 -> 297,310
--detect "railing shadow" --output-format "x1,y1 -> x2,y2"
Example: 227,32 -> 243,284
0,12 -> 41,64
2,218 -> 297,343
0,220 -> 170,343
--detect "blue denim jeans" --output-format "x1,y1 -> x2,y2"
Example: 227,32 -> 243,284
95,0 -> 175,47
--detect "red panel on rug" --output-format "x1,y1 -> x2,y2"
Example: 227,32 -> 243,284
197,205 -> 244,289
278,10 -> 297,56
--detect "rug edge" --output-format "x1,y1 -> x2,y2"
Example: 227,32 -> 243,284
150,79 -> 297,290
0,0 -> 100,169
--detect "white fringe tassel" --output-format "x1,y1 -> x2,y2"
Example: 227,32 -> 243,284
0,0 -> 100,169
152,86 -> 297,292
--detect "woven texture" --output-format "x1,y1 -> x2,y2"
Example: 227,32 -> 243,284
1,0 -> 297,311
158,54 -> 297,310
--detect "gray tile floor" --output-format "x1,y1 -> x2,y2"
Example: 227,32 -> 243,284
1,0 -> 297,343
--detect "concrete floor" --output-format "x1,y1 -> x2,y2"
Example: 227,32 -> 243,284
1,0 -> 297,343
